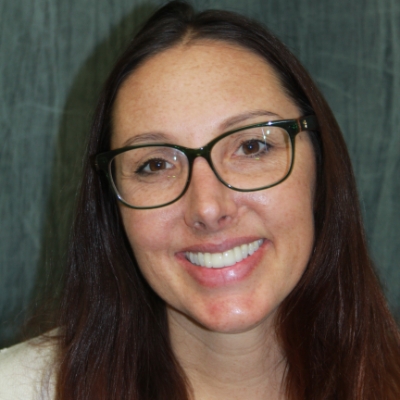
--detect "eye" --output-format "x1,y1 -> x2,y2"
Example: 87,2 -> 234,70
236,139 -> 269,156
136,158 -> 173,174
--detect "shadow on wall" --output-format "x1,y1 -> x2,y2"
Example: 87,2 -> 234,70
20,2 -> 158,344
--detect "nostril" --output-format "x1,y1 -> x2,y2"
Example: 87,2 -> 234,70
193,221 -> 206,230
192,215 -> 231,231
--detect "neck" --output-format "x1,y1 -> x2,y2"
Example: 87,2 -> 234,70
168,308 -> 286,400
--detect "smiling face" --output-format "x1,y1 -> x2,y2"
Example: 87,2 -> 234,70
111,41 -> 316,334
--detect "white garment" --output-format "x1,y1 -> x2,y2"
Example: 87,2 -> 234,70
0,337 -> 56,400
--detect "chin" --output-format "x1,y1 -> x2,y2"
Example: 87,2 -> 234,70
184,302 -> 278,334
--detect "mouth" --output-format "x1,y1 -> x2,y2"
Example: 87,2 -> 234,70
185,239 -> 263,269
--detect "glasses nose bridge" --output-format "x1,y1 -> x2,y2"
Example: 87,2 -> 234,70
184,143 -> 218,181
185,141 -> 212,163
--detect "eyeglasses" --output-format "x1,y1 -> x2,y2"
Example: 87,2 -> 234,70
94,115 -> 318,209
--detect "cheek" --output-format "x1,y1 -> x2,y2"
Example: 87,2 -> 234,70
119,207 -> 182,282
120,213 -> 166,294
121,207 -> 174,249
275,187 -> 315,278
249,161 -> 315,273
119,207 -> 191,310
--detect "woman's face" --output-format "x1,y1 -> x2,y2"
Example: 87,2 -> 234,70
112,42 -> 316,334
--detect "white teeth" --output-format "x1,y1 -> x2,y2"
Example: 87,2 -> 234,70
248,242 -> 255,255
204,253 -> 212,267
234,246 -> 243,263
211,253 -> 224,268
198,252 -> 205,267
186,239 -> 263,269
223,250 -> 236,267
241,244 -> 248,258
250,240 -> 260,255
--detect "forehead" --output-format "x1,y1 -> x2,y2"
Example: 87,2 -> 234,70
112,41 -> 299,147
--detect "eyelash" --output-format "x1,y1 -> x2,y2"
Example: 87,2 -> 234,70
234,139 -> 271,158
135,157 -> 173,174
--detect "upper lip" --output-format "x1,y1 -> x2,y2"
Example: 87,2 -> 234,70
178,236 -> 264,254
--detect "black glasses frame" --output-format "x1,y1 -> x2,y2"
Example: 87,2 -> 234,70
94,115 -> 318,209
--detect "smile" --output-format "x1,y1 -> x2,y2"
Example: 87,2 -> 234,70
185,239 -> 263,269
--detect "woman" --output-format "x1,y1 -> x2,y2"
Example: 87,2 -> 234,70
1,1 -> 399,399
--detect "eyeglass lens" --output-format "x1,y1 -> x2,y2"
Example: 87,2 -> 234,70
110,126 -> 292,208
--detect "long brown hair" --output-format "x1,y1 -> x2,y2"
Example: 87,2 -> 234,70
56,1 -> 400,399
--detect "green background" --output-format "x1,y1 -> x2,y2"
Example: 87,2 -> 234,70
1,0 -> 399,347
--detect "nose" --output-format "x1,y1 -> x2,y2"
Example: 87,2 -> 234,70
183,157 -> 238,232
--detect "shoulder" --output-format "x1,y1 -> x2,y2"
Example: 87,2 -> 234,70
0,335 -> 57,400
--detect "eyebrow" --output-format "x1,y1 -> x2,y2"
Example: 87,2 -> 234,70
219,110 -> 282,131
122,132 -> 171,147
121,110 -> 282,147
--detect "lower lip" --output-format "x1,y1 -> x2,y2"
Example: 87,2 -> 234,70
176,241 -> 268,288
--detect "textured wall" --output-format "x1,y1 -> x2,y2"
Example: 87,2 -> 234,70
1,0 -> 399,347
